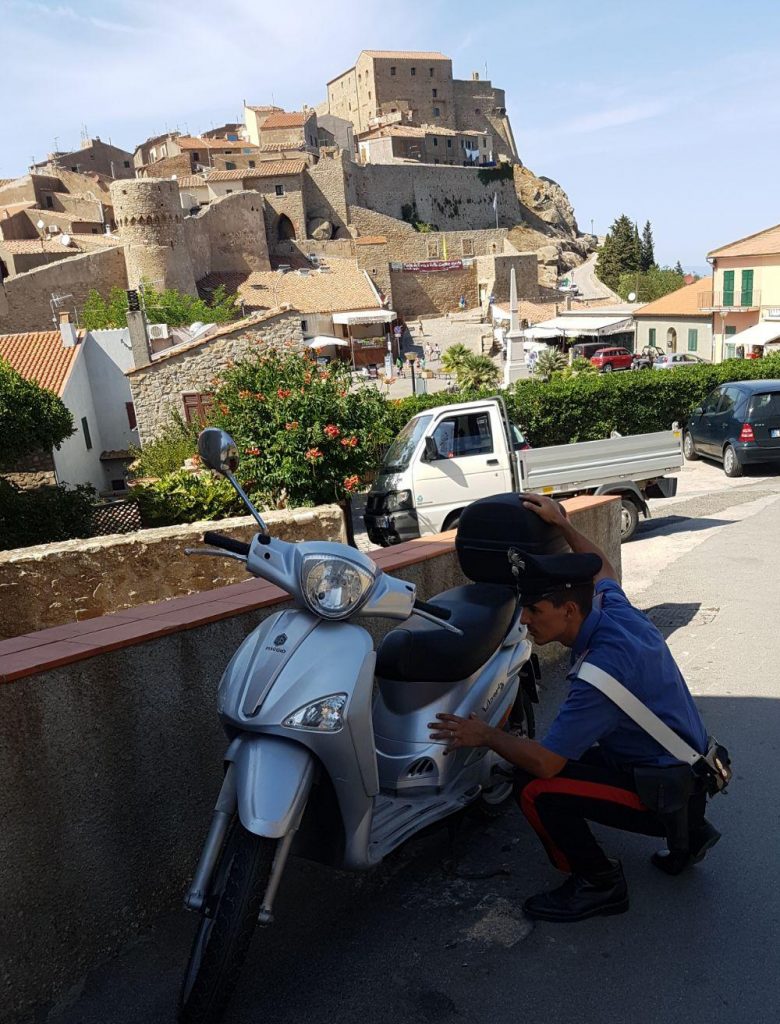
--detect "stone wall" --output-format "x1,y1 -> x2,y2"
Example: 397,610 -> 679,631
1,449 -> 57,490
185,190 -> 270,282
0,246 -> 127,333
304,150 -> 351,234
127,310 -> 303,442
47,193 -> 105,222
452,78 -> 518,160
390,264 -> 476,316
0,208 -> 36,241
0,506 -> 346,639
350,163 -> 525,230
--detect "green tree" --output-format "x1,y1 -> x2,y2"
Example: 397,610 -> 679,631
617,266 -> 687,303
640,221 -> 656,272
0,359 -> 74,467
533,348 -> 567,381
596,215 -> 640,291
81,282 -> 240,330
674,260 -> 685,276
440,343 -> 472,376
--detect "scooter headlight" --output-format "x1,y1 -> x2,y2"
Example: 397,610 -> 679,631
300,554 -> 376,620
283,693 -> 348,732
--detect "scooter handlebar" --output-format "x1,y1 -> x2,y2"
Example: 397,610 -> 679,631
202,531 -> 251,557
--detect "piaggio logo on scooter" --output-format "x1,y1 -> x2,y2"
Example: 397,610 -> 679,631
482,678 -> 506,713
265,632 -> 288,653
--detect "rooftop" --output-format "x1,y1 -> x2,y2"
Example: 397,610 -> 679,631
362,50 -> 450,60
0,330 -> 79,395
239,261 -> 379,314
708,223 -> 780,259
176,175 -> 208,189
634,277 -> 712,317
260,111 -> 308,130
0,238 -> 82,254
175,136 -> 248,152
206,160 -> 308,182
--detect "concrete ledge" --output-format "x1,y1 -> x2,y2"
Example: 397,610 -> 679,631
0,495 -> 619,1020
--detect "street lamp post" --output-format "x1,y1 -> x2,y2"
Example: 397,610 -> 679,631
406,350 -> 417,395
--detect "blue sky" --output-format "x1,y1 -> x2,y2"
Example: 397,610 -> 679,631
2,0 -> 778,268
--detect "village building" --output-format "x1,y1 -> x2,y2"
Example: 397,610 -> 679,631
32,137 -> 134,180
321,50 -> 519,162
704,223 -> 780,360
0,315 -> 139,493
356,124 -> 493,165
633,278 -> 714,359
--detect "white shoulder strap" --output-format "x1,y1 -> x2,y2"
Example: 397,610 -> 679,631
576,661 -> 700,766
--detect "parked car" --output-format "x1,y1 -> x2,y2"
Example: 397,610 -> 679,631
570,341 -> 606,361
654,353 -> 709,369
590,346 -> 634,372
683,380 -> 780,477
632,346 -> 664,370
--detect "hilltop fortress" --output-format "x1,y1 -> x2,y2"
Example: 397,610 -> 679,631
0,48 -> 594,333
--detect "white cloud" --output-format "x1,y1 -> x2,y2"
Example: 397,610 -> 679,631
562,101 -> 668,134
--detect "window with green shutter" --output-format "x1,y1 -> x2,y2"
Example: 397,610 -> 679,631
725,326 -> 736,336
648,328 -> 656,345
740,269 -> 754,306
688,328 -> 698,351
723,270 -> 734,306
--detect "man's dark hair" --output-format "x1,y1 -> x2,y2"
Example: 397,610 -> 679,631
546,582 -> 594,617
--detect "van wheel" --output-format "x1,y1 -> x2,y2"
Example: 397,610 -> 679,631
620,498 -> 640,541
442,512 -> 462,533
723,444 -> 743,478
683,431 -> 699,461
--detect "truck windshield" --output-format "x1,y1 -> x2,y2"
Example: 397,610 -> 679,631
380,414 -> 433,473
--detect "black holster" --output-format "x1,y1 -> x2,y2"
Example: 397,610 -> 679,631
633,764 -> 700,854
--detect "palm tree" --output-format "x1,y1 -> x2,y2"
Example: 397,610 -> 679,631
456,354 -> 501,391
533,349 -> 567,381
440,343 -> 471,377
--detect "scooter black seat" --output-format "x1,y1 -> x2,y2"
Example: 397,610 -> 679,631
376,583 -> 517,683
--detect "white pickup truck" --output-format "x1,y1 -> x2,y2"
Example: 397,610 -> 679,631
364,397 -> 683,544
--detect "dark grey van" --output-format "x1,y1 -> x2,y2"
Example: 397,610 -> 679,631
683,379 -> 780,477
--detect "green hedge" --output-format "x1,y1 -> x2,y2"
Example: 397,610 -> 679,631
0,479 -> 95,551
379,358 -> 780,449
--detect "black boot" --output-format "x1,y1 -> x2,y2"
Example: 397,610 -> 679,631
523,860 -> 629,922
651,819 -> 721,876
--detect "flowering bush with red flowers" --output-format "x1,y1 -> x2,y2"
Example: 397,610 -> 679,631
213,351 -> 393,506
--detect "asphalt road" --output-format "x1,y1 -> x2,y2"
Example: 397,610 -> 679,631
47,460 -> 780,1024
565,253 -> 620,302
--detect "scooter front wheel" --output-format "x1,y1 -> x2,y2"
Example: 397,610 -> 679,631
179,820 -> 275,1024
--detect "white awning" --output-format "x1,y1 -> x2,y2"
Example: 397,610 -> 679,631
306,336 -> 349,349
332,309 -> 396,325
728,320 -> 780,348
520,326 -> 561,340
530,315 -> 633,338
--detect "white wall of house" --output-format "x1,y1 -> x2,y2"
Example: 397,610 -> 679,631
634,315 -> 713,359
53,329 -> 139,493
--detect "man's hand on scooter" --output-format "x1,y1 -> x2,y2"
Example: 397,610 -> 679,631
428,712 -> 492,754
521,492 -> 568,526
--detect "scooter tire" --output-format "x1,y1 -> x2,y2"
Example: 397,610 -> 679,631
178,821 -> 275,1024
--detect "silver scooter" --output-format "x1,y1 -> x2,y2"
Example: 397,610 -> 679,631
178,428 -> 537,1024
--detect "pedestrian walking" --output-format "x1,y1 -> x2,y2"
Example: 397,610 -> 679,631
395,356 -> 405,377
459,294 -> 467,312
433,343 -> 441,362
418,319 -> 425,336
425,341 -> 433,362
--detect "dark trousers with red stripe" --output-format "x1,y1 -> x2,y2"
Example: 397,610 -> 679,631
515,748 -> 706,877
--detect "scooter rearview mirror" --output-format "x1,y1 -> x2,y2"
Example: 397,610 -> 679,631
198,428 -> 239,475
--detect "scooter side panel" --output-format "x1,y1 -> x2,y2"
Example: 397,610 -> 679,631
226,734 -> 314,838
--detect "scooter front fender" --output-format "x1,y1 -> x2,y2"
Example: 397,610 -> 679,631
225,734 -> 314,838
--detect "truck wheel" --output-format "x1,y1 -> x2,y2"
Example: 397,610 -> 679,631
723,444 -> 743,478
683,431 -> 699,461
620,498 -> 640,541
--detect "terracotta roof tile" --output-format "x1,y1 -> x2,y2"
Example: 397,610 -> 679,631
260,111 -> 308,129
258,142 -> 306,152
207,160 -> 307,182
0,238 -> 81,254
175,136 -> 247,151
239,261 -> 379,314
355,235 -> 387,245
176,175 -> 208,189
634,277 -> 712,317
708,223 -> 780,258
0,330 -> 79,395
0,201 -> 36,217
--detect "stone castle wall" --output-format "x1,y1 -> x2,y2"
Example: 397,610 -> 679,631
304,150 -> 351,233
390,265 -> 476,318
185,191 -> 270,281
350,163 -> 525,231
0,246 -> 127,334
110,178 -> 196,295
127,310 -> 302,442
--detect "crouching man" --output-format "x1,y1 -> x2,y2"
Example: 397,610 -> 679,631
429,493 -> 720,923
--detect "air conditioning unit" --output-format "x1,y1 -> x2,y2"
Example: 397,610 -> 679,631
297,269 -> 310,277
276,264 -> 291,273
148,323 -> 170,340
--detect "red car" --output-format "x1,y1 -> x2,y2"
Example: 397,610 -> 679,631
590,346 -> 634,372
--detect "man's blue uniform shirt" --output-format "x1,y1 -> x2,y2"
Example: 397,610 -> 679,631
543,579 -> 708,767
